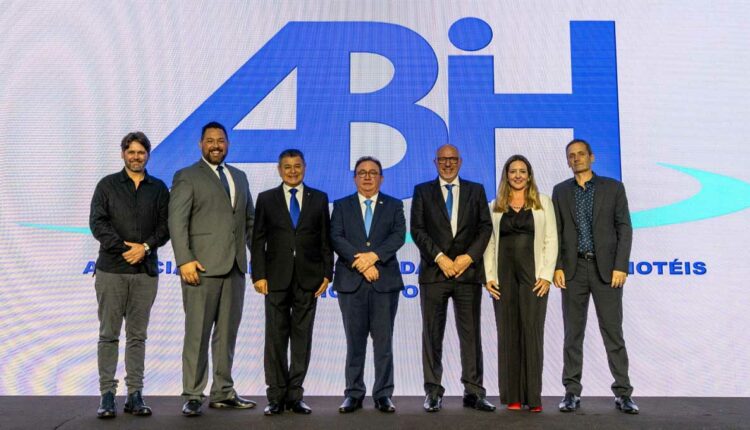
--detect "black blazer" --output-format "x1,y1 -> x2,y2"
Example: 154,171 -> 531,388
331,192 -> 406,293
551,174 -> 633,283
251,184 -> 333,292
410,178 -> 492,284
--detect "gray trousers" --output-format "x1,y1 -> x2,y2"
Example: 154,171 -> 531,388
561,257 -> 633,397
95,270 -> 158,395
181,265 -> 245,402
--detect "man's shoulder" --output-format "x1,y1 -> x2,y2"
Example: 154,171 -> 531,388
304,185 -> 328,199
174,161 -> 202,177
378,192 -> 402,207
333,193 -> 357,206
98,171 -> 123,186
594,175 -> 623,187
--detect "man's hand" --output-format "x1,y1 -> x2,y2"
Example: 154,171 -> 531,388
179,260 -> 205,286
611,270 -> 627,288
452,254 -> 473,278
122,241 -> 146,265
436,254 -> 456,278
352,252 -> 379,273
363,266 -> 380,283
485,280 -> 501,300
532,279 -> 551,297
315,277 -> 330,298
553,269 -> 566,289
254,279 -> 268,295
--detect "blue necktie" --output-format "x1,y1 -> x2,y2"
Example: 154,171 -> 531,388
364,199 -> 373,237
216,165 -> 231,199
445,184 -> 454,220
289,188 -> 300,228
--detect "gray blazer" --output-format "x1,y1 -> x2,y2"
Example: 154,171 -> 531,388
168,160 -> 255,277
551,174 -> 632,284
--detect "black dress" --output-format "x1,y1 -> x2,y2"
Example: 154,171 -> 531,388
493,208 -> 548,407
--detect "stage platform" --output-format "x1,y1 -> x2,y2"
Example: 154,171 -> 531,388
1,396 -> 747,429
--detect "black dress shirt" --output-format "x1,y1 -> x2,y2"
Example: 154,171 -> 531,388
90,168 -> 170,276
573,175 -> 596,253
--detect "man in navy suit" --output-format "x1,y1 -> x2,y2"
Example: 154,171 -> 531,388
331,156 -> 406,414
411,144 -> 495,412
251,149 -> 333,416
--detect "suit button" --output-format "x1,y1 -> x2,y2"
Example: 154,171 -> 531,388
366,241 -> 371,247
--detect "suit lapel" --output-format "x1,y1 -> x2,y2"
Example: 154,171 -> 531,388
368,195 -> 387,238
592,176 -> 605,224
297,185 -> 313,228
198,161 -> 232,207
275,184 -> 295,230
431,180 -> 451,224
564,179 -> 577,226
456,179 -> 469,229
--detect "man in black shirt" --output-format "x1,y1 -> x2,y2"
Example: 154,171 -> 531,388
89,132 -> 169,418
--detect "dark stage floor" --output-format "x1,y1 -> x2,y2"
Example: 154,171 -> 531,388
1,396 -> 748,430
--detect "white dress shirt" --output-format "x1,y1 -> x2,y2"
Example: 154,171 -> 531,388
283,183 -> 304,212
358,192 -> 379,219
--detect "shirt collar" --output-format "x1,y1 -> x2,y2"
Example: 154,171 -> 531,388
201,157 -> 227,171
358,192 -> 379,205
439,177 -> 460,188
118,168 -> 152,184
282,182 -> 304,194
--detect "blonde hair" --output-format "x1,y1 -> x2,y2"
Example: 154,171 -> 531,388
493,154 -> 542,213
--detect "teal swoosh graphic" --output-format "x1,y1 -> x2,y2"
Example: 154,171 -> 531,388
18,223 -> 91,234
17,164 -> 750,236
631,163 -> 750,229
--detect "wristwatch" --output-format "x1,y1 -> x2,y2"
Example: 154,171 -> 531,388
143,243 -> 151,255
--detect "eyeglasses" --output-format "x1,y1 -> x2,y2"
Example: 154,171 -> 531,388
356,170 -> 381,178
436,157 -> 459,164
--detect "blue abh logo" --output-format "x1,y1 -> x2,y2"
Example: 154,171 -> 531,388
148,18 -> 621,200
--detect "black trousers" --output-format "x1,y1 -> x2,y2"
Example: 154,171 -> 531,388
494,233 -> 547,407
420,280 -> 484,397
562,257 -> 633,397
338,286 -> 400,399
264,279 -> 317,403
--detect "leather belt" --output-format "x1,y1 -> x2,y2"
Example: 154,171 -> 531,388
577,252 -> 596,260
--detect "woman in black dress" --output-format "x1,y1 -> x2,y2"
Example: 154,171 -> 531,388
483,155 -> 558,412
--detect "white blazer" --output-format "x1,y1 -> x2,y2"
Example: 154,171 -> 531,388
483,194 -> 558,284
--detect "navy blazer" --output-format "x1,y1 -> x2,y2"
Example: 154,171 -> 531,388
331,192 -> 406,293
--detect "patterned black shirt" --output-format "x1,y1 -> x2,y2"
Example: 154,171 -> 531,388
574,176 -> 596,253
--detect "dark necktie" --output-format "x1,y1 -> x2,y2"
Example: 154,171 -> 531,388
289,188 -> 300,228
216,165 -> 231,199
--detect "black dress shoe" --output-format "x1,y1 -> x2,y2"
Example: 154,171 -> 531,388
182,400 -> 203,417
423,394 -> 442,412
97,392 -> 117,419
558,392 -> 581,412
209,393 -> 257,409
264,402 -> 285,415
374,397 -> 396,413
338,396 -> 363,413
287,399 -> 312,414
463,394 -> 496,412
615,396 -> 639,414
124,391 -> 152,416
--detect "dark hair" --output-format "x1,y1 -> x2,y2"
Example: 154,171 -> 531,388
120,131 -> 151,153
201,121 -> 228,140
353,156 -> 382,176
278,149 -> 305,164
565,138 -> 593,155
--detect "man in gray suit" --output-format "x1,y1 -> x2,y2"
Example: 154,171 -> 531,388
552,139 -> 638,414
169,121 -> 256,417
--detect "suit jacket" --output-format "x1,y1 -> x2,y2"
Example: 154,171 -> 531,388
411,178 -> 492,285
251,184 -> 333,291
483,194 -> 558,284
331,192 -> 406,293
551,174 -> 632,283
168,160 -> 255,277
